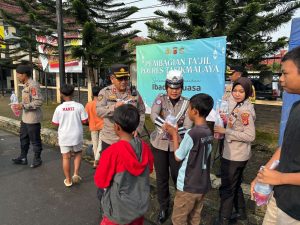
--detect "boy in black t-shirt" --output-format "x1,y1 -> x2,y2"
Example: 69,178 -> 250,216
165,93 -> 214,225
251,46 -> 300,224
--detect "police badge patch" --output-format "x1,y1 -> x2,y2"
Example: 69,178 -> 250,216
98,95 -> 103,101
241,112 -> 250,126
31,88 -> 37,96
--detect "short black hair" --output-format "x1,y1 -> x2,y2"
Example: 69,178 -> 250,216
113,104 -> 140,134
282,46 -> 300,73
60,84 -> 74,96
92,86 -> 101,97
16,64 -> 32,77
189,93 -> 214,118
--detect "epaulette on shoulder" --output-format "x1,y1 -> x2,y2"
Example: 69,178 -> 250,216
181,96 -> 189,100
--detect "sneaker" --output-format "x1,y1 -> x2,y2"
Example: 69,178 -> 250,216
72,175 -> 82,184
64,179 -> 73,187
12,156 -> 28,165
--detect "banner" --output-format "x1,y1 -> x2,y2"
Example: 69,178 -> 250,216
279,18 -> 300,145
136,37 -> 227,112
36,32 -> 82,73
0,26 -> 5,49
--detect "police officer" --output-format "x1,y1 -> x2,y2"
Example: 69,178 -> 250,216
214,77 -> 256,225
96,64 -> 145,150
12,64 -> 43,168
224,65 -> 256,103
150,70 -> 193,224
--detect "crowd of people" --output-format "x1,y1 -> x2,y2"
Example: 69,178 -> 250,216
11,46 -> 300,225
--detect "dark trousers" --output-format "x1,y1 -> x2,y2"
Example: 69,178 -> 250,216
97,141 -> 111,204
152,147 -> 180,211
101,141 -> 110,152
20,121 -> 42,158
219,158 -> 248,218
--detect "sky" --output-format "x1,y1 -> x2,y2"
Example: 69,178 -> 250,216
118,0 -> 300,41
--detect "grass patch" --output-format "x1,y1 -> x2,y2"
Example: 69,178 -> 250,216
254,129 -> 279,152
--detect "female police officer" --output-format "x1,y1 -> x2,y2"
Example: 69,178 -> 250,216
150,70 -> 193,224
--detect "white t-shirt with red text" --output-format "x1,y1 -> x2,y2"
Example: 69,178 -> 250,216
52,101 -> 88,146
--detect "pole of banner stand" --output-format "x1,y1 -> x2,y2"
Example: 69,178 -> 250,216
56,0 -> 65,87
0,67 -> 4,97
77,73 -> 80,102
45,72 -> 48,105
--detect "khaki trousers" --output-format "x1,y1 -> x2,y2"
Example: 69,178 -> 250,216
91,130 -> 102,160
172,190 -> 204,225
263,195 -> 300,225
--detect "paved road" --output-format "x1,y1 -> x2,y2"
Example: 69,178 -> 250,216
0,129 -> 152,225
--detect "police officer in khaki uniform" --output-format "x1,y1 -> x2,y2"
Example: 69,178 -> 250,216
150,70 -> 193,224
96,64 -> 145,150
214,77 -> 256,225
12,64 -> 43,168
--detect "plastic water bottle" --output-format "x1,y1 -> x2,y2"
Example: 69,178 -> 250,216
9,91 -> 21,117
10,91 -> 18,104
162,113 -> 177,140
254,160 -> 280,206
214,113 -> 224,139
220,100 -> 229,126
165,114 -> 177,127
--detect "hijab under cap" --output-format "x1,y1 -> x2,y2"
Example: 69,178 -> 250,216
232,77 -> 253,100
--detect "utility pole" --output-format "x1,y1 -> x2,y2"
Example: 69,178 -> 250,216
56,0 -> 65,87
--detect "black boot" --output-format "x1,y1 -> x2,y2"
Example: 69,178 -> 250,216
157,208 -> 169,224
30,157 -> 42,168
230,208 -> 247,221
12,156 -> 28,165
213,216 -> 229,225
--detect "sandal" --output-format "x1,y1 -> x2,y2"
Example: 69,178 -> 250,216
72,175 -> 82,184
64,179 -> 72,187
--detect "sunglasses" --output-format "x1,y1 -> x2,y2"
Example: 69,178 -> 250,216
116,76 -> 129,81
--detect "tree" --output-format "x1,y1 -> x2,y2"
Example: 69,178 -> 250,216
146,0 -> 300,66
0,0 -> 57,69
69,0 -> 139,85
0,0 -> 139,80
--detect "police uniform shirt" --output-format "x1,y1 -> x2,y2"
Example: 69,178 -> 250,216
150,93 -> 193,152
21,78 -> 43,124
223,98 -> 256,161
96,84 -> 146,145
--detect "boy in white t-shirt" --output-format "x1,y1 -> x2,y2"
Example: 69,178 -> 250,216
52,84 -> 88,187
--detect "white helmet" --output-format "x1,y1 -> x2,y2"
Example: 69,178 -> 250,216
166,70 -> 184,89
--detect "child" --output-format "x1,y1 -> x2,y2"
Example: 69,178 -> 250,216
165,93 -> 214,225
94,104 -> 154,225
85,86 -> 104,168
52,84 -> 88,187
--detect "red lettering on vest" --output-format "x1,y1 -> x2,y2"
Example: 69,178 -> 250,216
62,107 -> 75,111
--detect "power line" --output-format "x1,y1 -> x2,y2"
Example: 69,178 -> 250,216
125,0 -> 145,5
118,16 -> 164,23
138,4 -> 173,10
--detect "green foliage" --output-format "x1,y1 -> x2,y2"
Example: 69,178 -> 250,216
147,0 -> 300,66
0,0 -> 139,72
127,38 -> 156,54
268,62 -> 281,72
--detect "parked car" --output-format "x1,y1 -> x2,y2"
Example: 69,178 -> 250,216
251,71 -> 281,100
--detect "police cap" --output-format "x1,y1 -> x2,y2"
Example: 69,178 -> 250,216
108,64 -> 130,78
16,64 -> 32,77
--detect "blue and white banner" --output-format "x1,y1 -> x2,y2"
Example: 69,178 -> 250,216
136,37 -> 227,112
